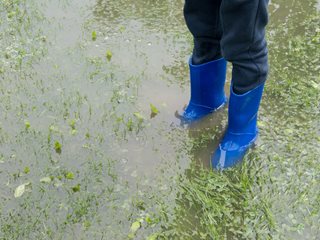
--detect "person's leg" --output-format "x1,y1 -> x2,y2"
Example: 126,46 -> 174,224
183,0 -> 227,121
184,0 -> 223,64
212,0 -> 269,169
220,0 -> 269,94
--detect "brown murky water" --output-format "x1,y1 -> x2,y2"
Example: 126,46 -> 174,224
0,0 -> 319,239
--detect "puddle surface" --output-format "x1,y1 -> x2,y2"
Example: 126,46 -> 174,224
0,0 -> 319,239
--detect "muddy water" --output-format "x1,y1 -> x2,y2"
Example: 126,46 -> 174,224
0,0 -> 319,239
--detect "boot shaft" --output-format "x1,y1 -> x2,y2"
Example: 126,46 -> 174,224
189,58 -> 227,108
227,83 -> 265,134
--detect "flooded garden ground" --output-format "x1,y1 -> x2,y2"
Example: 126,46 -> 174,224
0,0 -> 319,239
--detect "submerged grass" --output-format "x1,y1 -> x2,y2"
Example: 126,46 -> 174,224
0,0 -> 319,239
149,6 -> 320,240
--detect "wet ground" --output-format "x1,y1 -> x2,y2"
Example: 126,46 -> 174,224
0,0 -> 319,239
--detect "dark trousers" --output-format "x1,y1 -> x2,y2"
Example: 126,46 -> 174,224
184,0 -> 269,93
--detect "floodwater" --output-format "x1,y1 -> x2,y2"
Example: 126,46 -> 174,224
0,0 -> 319,239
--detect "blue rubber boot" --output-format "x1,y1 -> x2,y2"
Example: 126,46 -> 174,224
183,58 -> 227,121
211,83 -> 265,169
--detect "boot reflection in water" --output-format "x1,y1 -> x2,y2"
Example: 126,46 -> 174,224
183,0 -> 269,169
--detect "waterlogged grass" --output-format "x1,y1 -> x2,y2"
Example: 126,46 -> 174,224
0,0 -> 319,239
149,6 -> 320,239
0,0 -> 46,74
